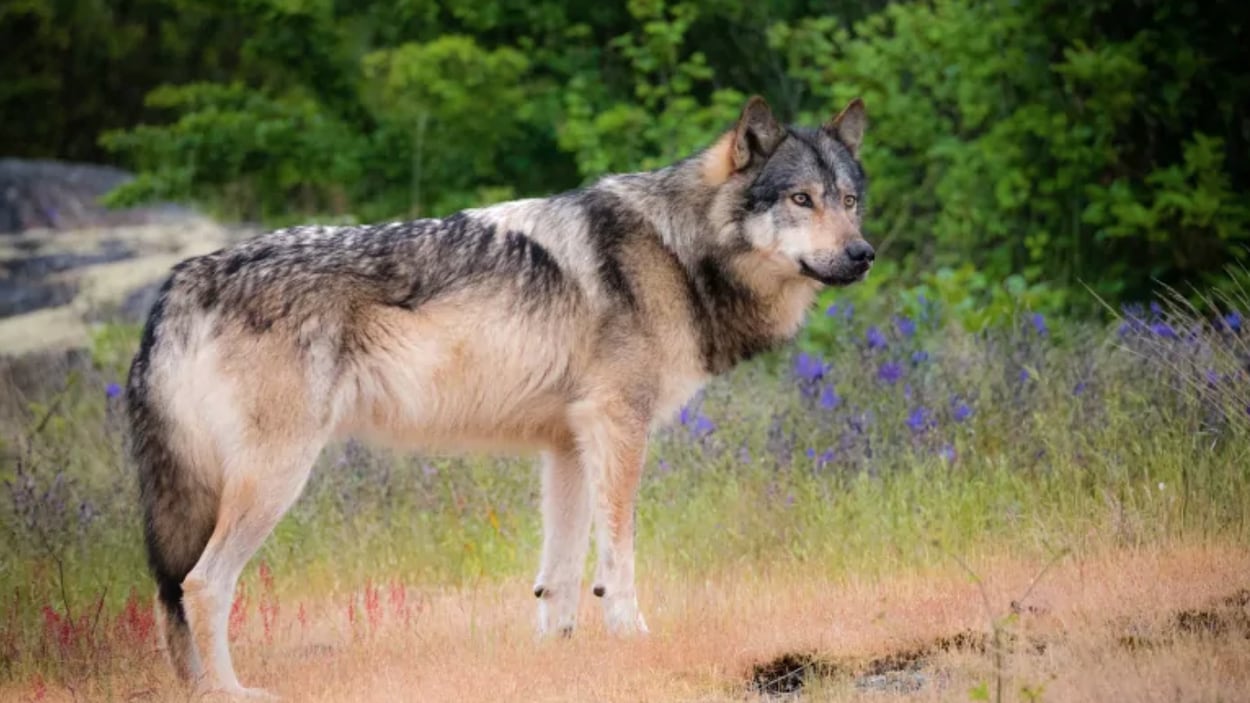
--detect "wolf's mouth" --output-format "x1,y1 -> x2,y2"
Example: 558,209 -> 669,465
799,260 -> 869,287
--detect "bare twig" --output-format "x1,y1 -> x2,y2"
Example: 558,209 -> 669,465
941,543 -> 1071,703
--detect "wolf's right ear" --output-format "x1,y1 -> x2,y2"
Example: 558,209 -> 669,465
825,98 -> 866,158
732,96 -> 785,171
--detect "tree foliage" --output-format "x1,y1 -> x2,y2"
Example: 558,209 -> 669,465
3,0 -> 1247,309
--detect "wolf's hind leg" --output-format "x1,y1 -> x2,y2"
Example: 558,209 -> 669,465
533,444 -> 593,637
182,441 -> 321,697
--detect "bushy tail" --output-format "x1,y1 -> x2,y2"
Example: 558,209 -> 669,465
127,281 -> 219,680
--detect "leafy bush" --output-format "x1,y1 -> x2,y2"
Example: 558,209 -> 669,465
770,0 -> 1250,307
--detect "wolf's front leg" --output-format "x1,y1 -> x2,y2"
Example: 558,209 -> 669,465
570,399 -> 650,636
533,445 -> 593,637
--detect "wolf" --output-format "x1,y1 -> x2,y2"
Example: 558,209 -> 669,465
126,95 -> 873,695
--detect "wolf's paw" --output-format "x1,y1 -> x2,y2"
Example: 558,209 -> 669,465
534,583 -> 580,638
602,591 -> 649,636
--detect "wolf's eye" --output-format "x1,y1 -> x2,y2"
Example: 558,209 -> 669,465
842,194 -> 858,209
791,193 -> 813,208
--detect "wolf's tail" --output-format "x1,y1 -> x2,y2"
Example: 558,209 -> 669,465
126,279 -> 219,679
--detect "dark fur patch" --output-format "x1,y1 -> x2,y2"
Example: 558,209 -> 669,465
505,229 -> 565,298
744,168 -> 789,214
223,244 -> 278,276
787,128 -> 838,181
579,190 -> 644,309
684,255 -> 778,374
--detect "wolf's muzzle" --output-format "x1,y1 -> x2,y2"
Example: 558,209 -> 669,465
799,240 -> 874,286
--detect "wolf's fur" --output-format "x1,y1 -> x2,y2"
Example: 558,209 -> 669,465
127,96 -> 872,695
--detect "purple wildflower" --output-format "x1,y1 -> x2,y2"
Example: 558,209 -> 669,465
877,361 -> 903,385
938,444 -> 957,463
825,303 -> 840,317
806,447 -> 835,466
1150,322 -> 1177,339
1018,368 -> 1031,382
1205,370 -> 1221,385
906,406 -> 934,434
911,350 -> 929,364
843,303 -> 855,321
1223,311 -> 1242,333
793,352 -> 826,382
106,382 -> 122,399
952,400 -> 973,423
1119,304 -> 1146,337
866,326 -> 887,350
692,414 -> 716,440
1030,313 -> 1048,336
895,316 -> 916,339
819,385 -> 841,410
1073,381 -> 1087,396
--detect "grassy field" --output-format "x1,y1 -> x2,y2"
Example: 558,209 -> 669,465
2,293 -> 1248,701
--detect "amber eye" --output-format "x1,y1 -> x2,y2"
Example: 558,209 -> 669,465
842,194 -> 858,209
791,193 -> 813,208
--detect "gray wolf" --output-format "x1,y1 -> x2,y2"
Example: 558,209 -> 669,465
126,95 -> 872,696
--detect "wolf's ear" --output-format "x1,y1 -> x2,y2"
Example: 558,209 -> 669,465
825,98 -> 866,158
732,96 -> 785,171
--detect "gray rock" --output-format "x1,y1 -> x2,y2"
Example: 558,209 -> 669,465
1,159 -> 157,233
0,217 -> 246,355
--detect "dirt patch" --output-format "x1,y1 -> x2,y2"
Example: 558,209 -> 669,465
750,652 -> 842,695
1118,588 -> 1250,651
1175,588 -> 1250,638
747,622 -> 1064,697
749,629 -> 991,696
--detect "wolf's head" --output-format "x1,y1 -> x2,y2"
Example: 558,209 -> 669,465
705,96 -> 872,287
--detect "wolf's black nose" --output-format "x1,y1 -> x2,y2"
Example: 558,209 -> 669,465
847,240 -> 875,262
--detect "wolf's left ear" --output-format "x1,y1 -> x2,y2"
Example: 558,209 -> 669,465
732,96 -> 785,171
825,98 -> 866,158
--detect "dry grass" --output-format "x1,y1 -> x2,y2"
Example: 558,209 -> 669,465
6,541 -> 1248,702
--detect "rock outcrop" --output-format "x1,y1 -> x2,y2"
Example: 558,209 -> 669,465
0,159 -> 248,355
